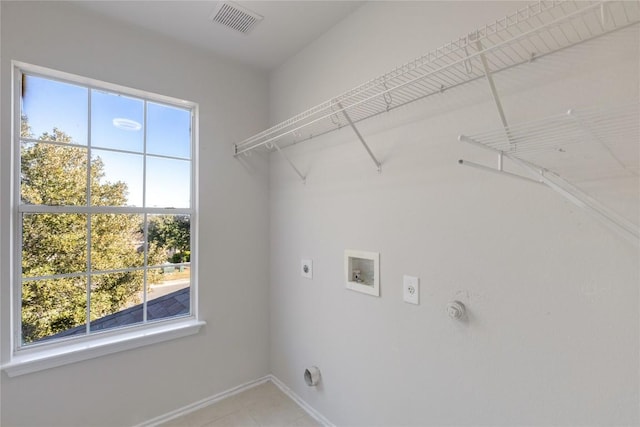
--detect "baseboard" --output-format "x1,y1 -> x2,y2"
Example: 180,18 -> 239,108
135,375 -> 272,427
268,374 -> 335,427
136,373 -> 334,427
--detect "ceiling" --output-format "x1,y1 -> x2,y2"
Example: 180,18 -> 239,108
73,1 -> 364,70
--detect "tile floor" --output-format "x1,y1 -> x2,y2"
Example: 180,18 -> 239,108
161,381 -> 321,427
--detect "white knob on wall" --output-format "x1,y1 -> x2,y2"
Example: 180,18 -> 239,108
447,300 -> 466,320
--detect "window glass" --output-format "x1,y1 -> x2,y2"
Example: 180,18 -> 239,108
91,150 -> 144,207
91,90 -> 144,152
22,278 -> 87,345
22,213 -> 87,277
91,214 -> 145,271
146,267 -> 190,322
146,157 -> 191,208
16,66 -> 195,349
21,142 -> 88,206
21,75 -> 88,145
90,271 -> 145,332
147,102 -> 191,158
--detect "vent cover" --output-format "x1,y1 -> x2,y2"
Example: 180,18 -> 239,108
209,2 -> 263,34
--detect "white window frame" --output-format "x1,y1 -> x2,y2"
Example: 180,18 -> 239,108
3,62 -> 204,377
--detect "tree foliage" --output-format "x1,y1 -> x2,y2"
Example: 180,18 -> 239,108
147,215 -> 191,262
20,120 -> 166,343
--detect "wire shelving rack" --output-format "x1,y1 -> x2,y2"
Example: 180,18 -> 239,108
234,0 -> 639,170
233,0 -> 639,244
459,103 -> 639,244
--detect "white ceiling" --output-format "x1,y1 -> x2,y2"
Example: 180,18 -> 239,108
73,1 -> 364,70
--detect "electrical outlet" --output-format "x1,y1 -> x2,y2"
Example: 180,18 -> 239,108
301,259 -> 313,279
403,275 -> 419,304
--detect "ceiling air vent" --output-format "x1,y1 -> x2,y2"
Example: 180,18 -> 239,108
209,1 -> 263,35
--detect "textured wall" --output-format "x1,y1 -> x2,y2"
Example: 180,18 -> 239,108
0,2 -> 270,425
269,2 -> 639,425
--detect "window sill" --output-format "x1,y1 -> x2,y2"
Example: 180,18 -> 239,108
2,318 -> 206,377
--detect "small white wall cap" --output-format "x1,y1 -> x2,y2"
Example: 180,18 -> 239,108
447,300 -> 466,320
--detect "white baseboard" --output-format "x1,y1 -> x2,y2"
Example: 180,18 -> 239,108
136,374 -> 334,427
136,375 -> 272,427
269,374 -> 335,427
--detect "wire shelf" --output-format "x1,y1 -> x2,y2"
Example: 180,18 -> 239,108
234,0 -> 640,156
466,103 -> 639,182
459,103 -> 639,244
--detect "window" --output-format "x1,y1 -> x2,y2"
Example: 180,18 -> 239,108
13,63 -> 198,354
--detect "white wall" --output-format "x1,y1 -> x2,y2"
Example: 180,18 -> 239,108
269,2 -> 639,426
0,2 -> 270,426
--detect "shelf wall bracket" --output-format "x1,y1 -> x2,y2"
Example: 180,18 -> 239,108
459,134 -> 640,246
476,38 -> 514,171
338,102 -> 382,173
567,109 -> 634,175
474,38 -> 513,172
475,40 -> 510,131
508,154 -> 639,245
268,142 -> 306,184
601,2 -> 610,28
463,45 -> 473,74
457,158 -> 543,184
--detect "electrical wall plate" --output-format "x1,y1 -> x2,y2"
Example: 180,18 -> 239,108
301,259 -> 313,279
403,275 -> 419,304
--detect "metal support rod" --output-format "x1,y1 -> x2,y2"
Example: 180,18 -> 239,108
463,45 -> 473,74
567,109 -> 634,175
498,152 -> 503,171
459,134 -> 501,153
338,102 -> 382,172
270,142 -> 306,183
475,40 -> 509,130
519,154 -> 637,232
458,159 -> 542,184
506,153 -> 639,245
600,3 -> 608,28
459,134 -> 639,245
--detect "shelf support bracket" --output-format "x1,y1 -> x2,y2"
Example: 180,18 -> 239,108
459,134 -> 639,246
600,2 -> 609,28
476,38 -> 514,170
338,102 -> 382,173
507,154 -> 639,245
475,40 -> 509,131
463,45 -> 473,74
268,142 -> 306,184
567,109 -> 635,175
458,158 -> 543,184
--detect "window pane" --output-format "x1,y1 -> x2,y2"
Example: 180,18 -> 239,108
22,277 -> 87,345
90,271 -> 144,332
21,75 -> 88,144
22,213 -> 87,278
91,214 -> 144,271
146,267 -> 190,321
146,214 -> 191,267
91,149 -> 143,206
16,68 -> 196,348
147,102 -> 191,158
146,157 -> 190,208
91,90 -> 144,152
21,141 -> 88,206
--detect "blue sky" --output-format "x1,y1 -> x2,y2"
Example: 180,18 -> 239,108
22,75 -> 191,208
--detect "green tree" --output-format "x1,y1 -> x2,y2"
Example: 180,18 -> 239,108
147,215 -> 191,262
20,119 -> 165,343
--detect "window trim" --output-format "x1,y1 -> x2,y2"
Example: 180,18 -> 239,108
2,318 -> 206,377
7,61 -> 202,369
